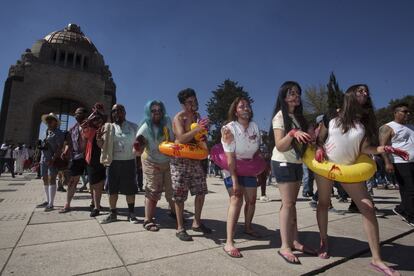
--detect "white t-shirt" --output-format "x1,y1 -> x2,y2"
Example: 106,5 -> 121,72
324,118 -> 365,165
386,121 -> 414,163
221,121 -> 261,177
271,110 -> 302,164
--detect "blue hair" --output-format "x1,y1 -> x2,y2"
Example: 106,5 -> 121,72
140,100 -> 170,140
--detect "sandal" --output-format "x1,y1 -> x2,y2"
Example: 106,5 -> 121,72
176,230 -> 193,241
370,263 -> 400,276
143,220 -> 159,232
223,247 -> 243,258
277,250 -> 301,265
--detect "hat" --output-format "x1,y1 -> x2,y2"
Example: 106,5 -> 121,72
316,115 -> 324,124
41,113 -> 61,126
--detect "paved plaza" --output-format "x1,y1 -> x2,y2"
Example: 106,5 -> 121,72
0,174 -> 412,275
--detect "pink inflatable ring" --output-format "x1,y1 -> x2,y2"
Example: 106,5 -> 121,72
210,144 -> 266,177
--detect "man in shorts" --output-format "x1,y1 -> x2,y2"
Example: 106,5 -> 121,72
37,113 -> 65,211
59,107 -> 88,213
135,100 -> 175,231
171,88 -> 211,241
99,104 -> 139,224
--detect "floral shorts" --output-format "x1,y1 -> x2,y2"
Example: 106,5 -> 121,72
170,158 -> 208,202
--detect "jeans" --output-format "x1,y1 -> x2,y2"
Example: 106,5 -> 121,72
302,164 -> 314,195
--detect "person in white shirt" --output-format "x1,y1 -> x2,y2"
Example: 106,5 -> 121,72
270,81 -> 314,264
379,103 -> 414,227
13,144 -> 29,174
315,84 -> 407,276
221,96 -> 261,258
0,143 -> 15,177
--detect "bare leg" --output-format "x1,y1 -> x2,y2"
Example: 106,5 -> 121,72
314,174 -> 334,258
192,194 -> 205,228
109,194 -> 118,210
243,187 -> 257,233
64,176 -> 80,208
175,201 -> 185,231
340,182 -> 397,274
92,181 -> 104,209
278,181 -> 301,263
225,187 -> 244,253
145,197 -> 158,221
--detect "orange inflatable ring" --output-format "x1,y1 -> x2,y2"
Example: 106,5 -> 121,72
159,142 -> 208,160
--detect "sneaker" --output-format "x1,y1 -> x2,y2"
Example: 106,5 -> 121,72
78,186 -> 88,192
100,214 -> 117,224
36,201 -> 49,208
176,230 -> 193,241
128,214 -> 139,224
309,200 -> 317,208
302,192 -> 314,198
259,195 -> 270,202
44,205 -> 54,212
393,207 -> 407,222
90,209 -> 100,217
406,219 -> 414,227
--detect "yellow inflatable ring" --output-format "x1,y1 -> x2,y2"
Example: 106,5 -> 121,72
303,147 -> 376,183
159,142 -> 208,160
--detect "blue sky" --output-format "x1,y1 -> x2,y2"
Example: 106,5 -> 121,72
1,0 -> 413,133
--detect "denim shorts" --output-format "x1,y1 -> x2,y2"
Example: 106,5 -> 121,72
224,176 -> 257,189
271,161 -> 303,183
40,161 -> 58,177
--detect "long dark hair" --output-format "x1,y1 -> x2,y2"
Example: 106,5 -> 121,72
337,84 -> 378,145
268,81 -> 309,157
226,96 -> 254,123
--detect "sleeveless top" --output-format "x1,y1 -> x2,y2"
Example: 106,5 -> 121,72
324,118 -> 365,165
386,121 -> 414,163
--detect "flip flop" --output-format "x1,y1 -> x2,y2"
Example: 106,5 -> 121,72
294,245 -> 318,256
223,247 -> 243,258
370,263 -> 399,276
277,250 -> 301,264
318,243 -> 330,259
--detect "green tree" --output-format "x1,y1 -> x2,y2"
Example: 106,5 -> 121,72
303,84 -> 328,123
376,95 -> 414,126
326,72 -> 343,114
206,79 -> 253,146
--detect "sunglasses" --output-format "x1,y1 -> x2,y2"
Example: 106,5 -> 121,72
398,110 -> 410,114
151,108 -> 162,113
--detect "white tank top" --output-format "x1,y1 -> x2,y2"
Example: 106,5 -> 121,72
324,118 -> 365,165
386,121 -> 414,163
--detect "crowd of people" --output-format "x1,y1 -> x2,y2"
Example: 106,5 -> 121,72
1,84 -> 412,276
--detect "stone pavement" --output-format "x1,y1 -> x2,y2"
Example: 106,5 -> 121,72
0,173 -> 413,276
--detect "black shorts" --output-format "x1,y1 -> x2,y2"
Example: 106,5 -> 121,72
106,159 -> 137,195
271,161 -> 303,183
87,164 -> 106,185
69,158 -> 86,177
